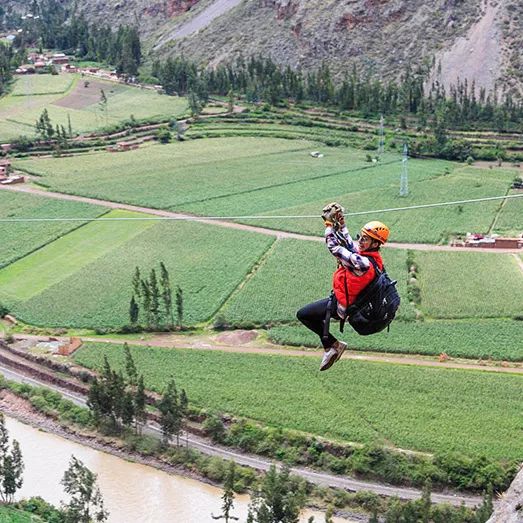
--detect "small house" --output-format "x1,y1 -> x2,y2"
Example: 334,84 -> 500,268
52,53 -> 69,65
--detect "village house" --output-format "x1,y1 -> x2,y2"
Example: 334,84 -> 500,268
51,53 -> 69,65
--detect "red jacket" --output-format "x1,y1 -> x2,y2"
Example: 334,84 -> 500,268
332,251 -> 383,308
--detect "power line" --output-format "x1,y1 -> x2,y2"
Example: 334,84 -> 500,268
0,194 -> 522,223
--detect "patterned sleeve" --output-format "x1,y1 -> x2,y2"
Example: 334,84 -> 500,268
325,225 -> 371,273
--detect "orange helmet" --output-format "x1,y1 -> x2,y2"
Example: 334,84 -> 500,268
361,221 -> 390,244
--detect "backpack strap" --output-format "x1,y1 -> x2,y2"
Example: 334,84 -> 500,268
346,257 -> 384,316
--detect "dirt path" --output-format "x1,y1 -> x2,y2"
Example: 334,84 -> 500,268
154,0 -> 243,50
11,332 -> 523,374
2,184 -> 522,254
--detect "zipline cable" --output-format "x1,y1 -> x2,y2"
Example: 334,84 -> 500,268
0,193 -> 522,223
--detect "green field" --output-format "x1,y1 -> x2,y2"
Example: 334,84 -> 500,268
417,251 -> 523,318
222,239 -> 413,325
10,73 -> 75,96
14,138 -> 521,243
0,74 -> 188,141
73,342 -> 523,461
268,319 -> 523,360
0,215 -> 274,328
0,191 -> 106,269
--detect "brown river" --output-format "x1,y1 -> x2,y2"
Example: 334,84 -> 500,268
6,416 -> 357,523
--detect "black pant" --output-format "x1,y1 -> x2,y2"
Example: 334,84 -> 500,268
296,297 -> 340,349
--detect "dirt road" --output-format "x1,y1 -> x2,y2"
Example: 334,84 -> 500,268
2,184 -> 521,254
11,332 -> 523,375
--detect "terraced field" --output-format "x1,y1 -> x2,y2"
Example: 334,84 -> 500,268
74,342 -> 523,461
14,138 -> 520,243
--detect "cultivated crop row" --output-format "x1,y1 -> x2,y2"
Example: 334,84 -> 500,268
73,342 -> 523,461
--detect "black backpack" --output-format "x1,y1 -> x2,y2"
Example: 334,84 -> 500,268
344,257 -> 401,336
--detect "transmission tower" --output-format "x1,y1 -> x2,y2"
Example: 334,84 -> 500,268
400,142 -> 409,197
378,115 -> 385,157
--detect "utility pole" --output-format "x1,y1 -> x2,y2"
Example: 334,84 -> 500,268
378,115 -> 385,157
400,142 -> 409,196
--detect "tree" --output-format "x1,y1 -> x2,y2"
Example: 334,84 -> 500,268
98,89 -> 108,125
188,90 -> 202,117
129,295 -> 139,325
212,461 -> 239,522
227,89 -> 234,113
176,286 -> 184,329
61,455 -> 108,523
134,374 -> 147,434
158,378 -> 182,445
35,108 -> 54,140
248,464 -> 305,523
140,279 -> 151,328
123,343 -> 138,386
0,414 -> 24,504
132,267 -> 142,299
159,262 -> 173,326
149,269 -> 161,327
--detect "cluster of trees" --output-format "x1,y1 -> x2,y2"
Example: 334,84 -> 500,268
0,42 -> 27,96
0,413 -> 107,522
35,108 -> 72,146
87,346 -> 189,445
151,54 -> 523,131
14,0 -> 141,76
129,263 -> 183,330
87,347 -> 147,434
0,413 -> 24,504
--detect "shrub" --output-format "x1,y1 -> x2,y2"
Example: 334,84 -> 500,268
156,129 -> 172,143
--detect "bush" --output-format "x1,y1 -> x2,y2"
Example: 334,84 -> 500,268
156,129 -> 172,143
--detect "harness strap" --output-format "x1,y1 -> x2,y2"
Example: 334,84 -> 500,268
345,257 -> 384,316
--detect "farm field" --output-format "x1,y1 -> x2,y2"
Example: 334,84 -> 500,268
222,238 -> 413,325
494,188 -> 523,236
73,342 -> 523,461
0,74 -> 188,141
221,239 -> 520,325
14,137 -> 521,243
0,216 -> 274,328
0,190 -> 106,269
416,251 -> 523,318
267,319 -> 523,361
10,73 -> 74,96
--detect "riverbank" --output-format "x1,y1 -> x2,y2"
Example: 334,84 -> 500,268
0,388 -> 366,522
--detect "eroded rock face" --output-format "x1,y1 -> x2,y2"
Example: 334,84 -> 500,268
487,465 -> 523,523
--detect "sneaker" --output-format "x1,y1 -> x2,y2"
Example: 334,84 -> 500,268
320,347 -> 339,371
333,341 -> 347,361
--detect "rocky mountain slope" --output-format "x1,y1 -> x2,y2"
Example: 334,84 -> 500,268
4,0 -> 523,95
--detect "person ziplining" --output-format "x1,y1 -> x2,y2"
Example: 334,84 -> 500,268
297,202 -> 400,371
